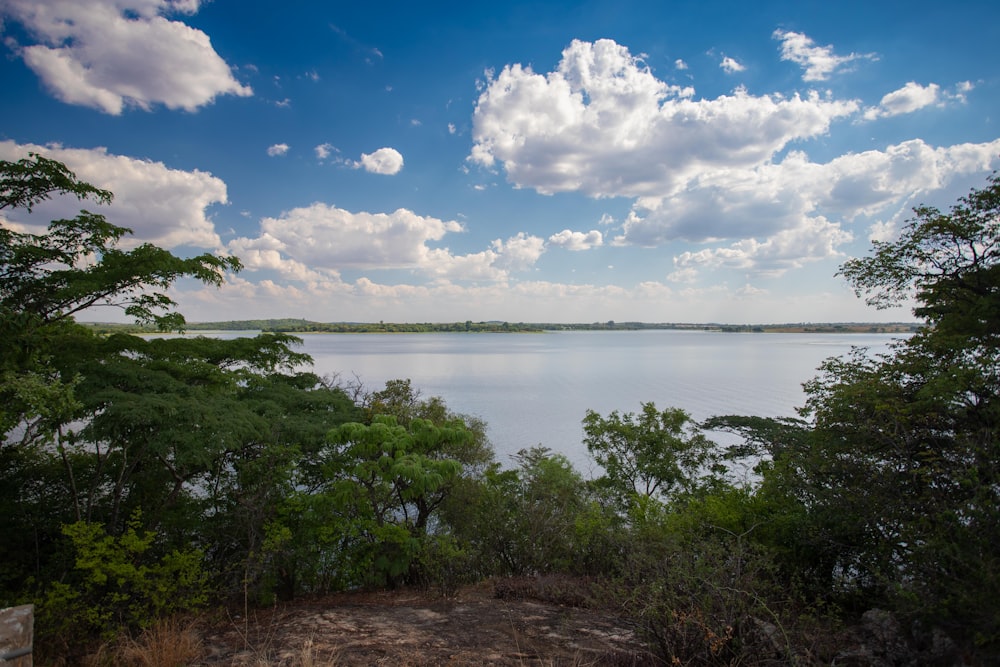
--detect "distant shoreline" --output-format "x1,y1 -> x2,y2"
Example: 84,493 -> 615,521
82,319 -> 921,335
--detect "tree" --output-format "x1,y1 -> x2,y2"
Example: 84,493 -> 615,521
0,153 -> 242,444
839,171 -> 1000,346
0,156 -> 240,332
583,402 -> 718,506
0,152 -> 112,213
728,173 -> 1000,652
319,413 -> 473,587
364,378 -> 493,471
449,447 -> 591,576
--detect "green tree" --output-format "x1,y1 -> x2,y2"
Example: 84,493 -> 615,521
583,402 -> 719,506
0,156 -> 377,644
450,447 -> 590,576
319,413 -> 474,587
365,378 -> 493,471
719,173 -> 1000,653
0,153 -> 241,444
838,172 -> 1000,346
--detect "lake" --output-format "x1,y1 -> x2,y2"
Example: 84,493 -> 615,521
277,330 -> 901,470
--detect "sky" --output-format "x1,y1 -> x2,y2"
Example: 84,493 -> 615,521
1,0 -> 999,325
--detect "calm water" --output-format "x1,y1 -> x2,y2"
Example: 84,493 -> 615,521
283,330 -> 900,469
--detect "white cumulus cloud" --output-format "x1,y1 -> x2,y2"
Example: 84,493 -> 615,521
0,140 -> 229,250
470,38 -> 858,199
548,229 -> 604,251
672,216 -> 853,278
471,36 -> 1000,282
720,56 -> 745,74
0,0 -> 252,114
226,204 -> 546,285
863,81 -> 940,120
620,138 -> 1000,274
314,143 -> 336,160
267,143 -> 290,157
490,232 -> 547,271
230,204 -> 461,272
354,147 -> 404,175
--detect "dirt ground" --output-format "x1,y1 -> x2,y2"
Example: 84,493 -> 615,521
194,580 -> 658,666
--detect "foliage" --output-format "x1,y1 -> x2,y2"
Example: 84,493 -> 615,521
0,153 -> 240,331
35,512 -> 207,659
364,378 -> 494,470
0,153 -> 241,445
316,410 -> 475,588
447,447 -> 591,576
6,157 -> 998,663
707,173 -> 1000,655
838,171 -> 1000,346
583,402 -> 720,506
613,524 -> 792,665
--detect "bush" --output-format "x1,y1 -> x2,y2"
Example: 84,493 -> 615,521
35,513 -> 208,659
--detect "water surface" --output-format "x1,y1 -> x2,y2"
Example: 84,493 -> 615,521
293,330 -> 899,468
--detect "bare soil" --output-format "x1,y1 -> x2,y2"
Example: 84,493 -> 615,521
194,581 -> 657,666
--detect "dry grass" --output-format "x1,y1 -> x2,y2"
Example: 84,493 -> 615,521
115,617 -> 202,666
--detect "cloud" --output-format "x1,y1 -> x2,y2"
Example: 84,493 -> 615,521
470,38 -> 857,198
666,267 -> 699,284
674,59 -> 689,70
489,232 -> 547,271
267,143 -> 290,157
773,29 -> 876,81
0,140 -> 228,250
230,204 -> 461,272
354,147 -> 404,175
314,143 -> 336,160
548,229 -> 604,251
329,23 -> 383,64
720,56 -> 745,74
863,81 -> 940,120
0,0 -> 252,114
618,138 -> 1000,243
618,138 -> 1000,277
470,36 -> 1000,282
672,215 -> 853,278
226,203 -> 546,285
952,80 -> 974,103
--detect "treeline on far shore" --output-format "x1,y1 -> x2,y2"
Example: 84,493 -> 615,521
84,318 -> 922,335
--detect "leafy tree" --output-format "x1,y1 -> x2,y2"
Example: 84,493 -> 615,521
583,402 -> 719,506
364,378 -> 493,471
0,156 -> 374,638
450,447 -> 590,576
839,172 -> 1000,346
319,414 -> 474,587
709,174 -> 1000,654
0,153 -> 241,444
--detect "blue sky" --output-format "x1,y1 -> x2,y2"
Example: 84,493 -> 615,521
2,0 -> 998,324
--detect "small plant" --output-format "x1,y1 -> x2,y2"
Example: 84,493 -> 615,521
117,617 -> 203,666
